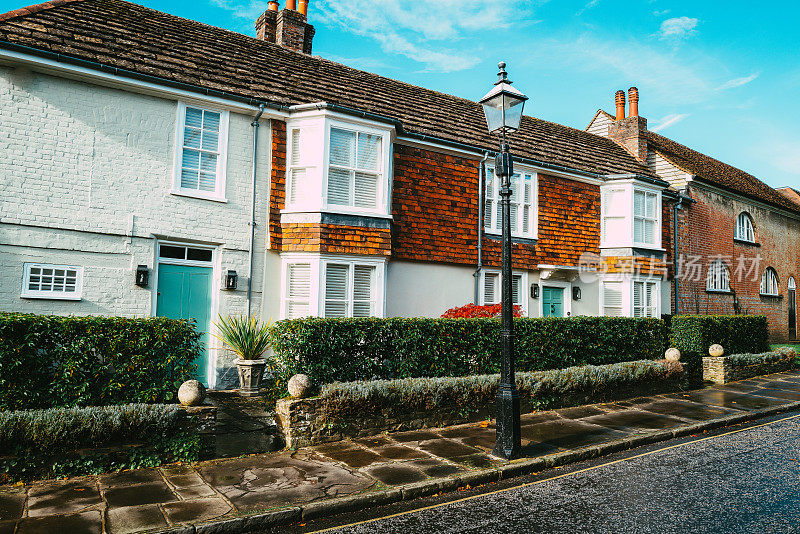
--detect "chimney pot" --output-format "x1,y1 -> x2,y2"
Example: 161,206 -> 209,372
628,87 -> 639,118
614,90 -> 626,120
298,0 -> 308,16
286,0 -> 296,10
267,0 -> 279,11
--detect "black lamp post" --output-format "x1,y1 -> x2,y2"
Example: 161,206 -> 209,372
479,61 -> 528,460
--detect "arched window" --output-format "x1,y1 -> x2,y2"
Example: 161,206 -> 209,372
706,259 -> 730,292
760,267 -> 779,296
790,277 -> 797,291
735,212 -> 755,243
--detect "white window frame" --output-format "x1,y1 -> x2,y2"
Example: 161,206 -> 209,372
283,111 -> 393,217
279,253 -> 387,319
172,102 -> 230,202
735,212 -> 755,243
479,269 -> 528,316
600,275 -> 661,318
484,166 -> 538,239
600,181 -> 662,250
632,279 -> 660,318
601,279 -> 625,317
760,267 -> 779,297
21,263 -> 83,300
706,259 -> 731,293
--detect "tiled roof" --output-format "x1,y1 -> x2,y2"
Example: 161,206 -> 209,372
0,0 -> 656,178
643,130 -> 800,213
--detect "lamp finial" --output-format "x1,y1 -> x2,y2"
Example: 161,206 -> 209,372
495,61 -> 512,85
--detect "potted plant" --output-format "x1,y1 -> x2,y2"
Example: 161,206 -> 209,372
214,315 -> 272,397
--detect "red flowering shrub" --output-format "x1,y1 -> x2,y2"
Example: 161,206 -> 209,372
441,303 -> 522,318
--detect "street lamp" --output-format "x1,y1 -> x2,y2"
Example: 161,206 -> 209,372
480,61 -> 528,460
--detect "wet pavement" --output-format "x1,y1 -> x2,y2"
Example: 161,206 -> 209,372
1,370 -> 798,533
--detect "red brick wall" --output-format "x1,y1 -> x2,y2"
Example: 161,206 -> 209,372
675,185 -> 800,341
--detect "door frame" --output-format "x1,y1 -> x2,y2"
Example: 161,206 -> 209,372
540,280 -> 572,318
152,239 -> 220,388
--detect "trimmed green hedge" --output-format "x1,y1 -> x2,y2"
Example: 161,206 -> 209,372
270,317 -> 668,383
0,313 -> 200,410
317,360 -> 684,427
670,315 -> 769,357
0,404 -> 201,482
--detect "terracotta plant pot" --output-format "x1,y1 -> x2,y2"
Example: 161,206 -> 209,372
236,359 -> 266,397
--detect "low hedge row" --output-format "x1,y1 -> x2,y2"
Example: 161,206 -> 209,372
270,317 -> 668,383
0,313 -> 200,410
0,404 -> 201,482
726,350 -> 795,368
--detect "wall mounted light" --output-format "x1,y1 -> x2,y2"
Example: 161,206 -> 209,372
135,265 -> 149,287
572,286 -> 582,301
224,270 -> 238,290
531,283 -> 540,299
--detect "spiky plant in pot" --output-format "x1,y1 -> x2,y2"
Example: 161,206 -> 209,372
213,315 -> 272,397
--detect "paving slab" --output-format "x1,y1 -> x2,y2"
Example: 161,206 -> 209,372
16,510 -> 102,534
405,459 -> 464,478
633,399 -> 738,421
676,389 -> 788,410
102,481 -> 177,509
354,435 -> 393,447
173,484 -> 217,500
318,447 -> 385,468
197,450 -> 373,512
106,504 -> 168,534
98,469 -> 164,488
27,480 -> 101,517
555,405 -> 607,419
361,464 -> 427,486
0,487 -> 25,520
372,445 -> 429,461
390,430 -> 443,443
522,419 -> 628,450
580,409 -> 689,432
161,497 -> 231,524
750,387 -> 800,401
417,439 -> 482,460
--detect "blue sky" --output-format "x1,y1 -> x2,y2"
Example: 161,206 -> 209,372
3,0 -> 799,188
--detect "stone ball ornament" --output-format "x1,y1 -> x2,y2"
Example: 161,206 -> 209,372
178,380 -> 206,406
709,344 -> 725,357
665,348 -> 681,362
288,374 -> 312,399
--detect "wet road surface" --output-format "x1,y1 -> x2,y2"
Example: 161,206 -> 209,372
299,411 -> 800,534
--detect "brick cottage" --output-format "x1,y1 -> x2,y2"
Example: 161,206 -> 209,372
1,0 -> 797,386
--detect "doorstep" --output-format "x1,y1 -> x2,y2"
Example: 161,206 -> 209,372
1,370 -> 799,534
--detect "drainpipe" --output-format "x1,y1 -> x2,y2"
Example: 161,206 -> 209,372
672,196 -> 682,316
247,104 -> 266,317
474,152 -> 491,304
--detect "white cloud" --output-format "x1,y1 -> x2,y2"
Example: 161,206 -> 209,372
658,16 -> 699,41
313,0 -> 534,72
651,113 -> 690,132
716,73 -> 759,91
576,0 -> 600,16
653,9 -> 671,16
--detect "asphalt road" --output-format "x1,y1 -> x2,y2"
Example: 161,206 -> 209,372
299,412 -> 800,534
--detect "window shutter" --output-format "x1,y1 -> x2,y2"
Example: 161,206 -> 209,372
329,128 -> 356,167
633,281 -> 643,318
327,168 -> 351,205
522,178 -> 532,235
484,273 -> 499,304
353,265 -> 375,317
357,133 -> 382,170
646,282 -> 656,317
324,264 -> 349,318
286,263 -> 311,319
512,275 -> 522,305
353,172 -> 378,209
291,129 -> 302,166
603,282 -> 623,316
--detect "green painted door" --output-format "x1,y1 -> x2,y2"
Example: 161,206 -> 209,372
542,287 -> 564,318
157,264 -> 212,385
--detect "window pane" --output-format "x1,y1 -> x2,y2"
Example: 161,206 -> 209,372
181,168 -> 199,190
325,264 -> 349,301
603,282 -> 623,317
200,153 -> 217,172
645,192 -> 657,218
182,148 -> 200,170
327,168 -> 351,205
353,302 -> 373,317
288,264 -> 311,299
353,265 -> 374,301
160,245 -> 186,259
603,189 -> 626,216
354,172 -> 378,209
203,111 -> 220,131
184,127 -> 201,149
198,172 -> 216,192
201,129 -> 219,152
329,128 -> 355,167
325,301 -> 348,318
634,191 -> 645,217
185,107 -> 203,128
357,133 -> 382,171
186,248 -> 213,262
644,220 -> 656,244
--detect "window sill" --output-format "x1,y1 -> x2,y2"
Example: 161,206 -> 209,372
484,233 -> 538,246
733,238 -> 760,247
170,190 -> 228,203
760,293 -> 782,299
705,289 -> 732,295
21,294 -> 82,301
281,208 -> 392,220
600,243 -> 666,252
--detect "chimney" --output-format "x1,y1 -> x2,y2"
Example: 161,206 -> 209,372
608,87 -> 648,163
255,0 -> 316,54
615,90 -> 625,120
628,86 -> 639,118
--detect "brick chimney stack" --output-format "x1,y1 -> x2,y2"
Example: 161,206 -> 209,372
609,87 -> 648,163
255,0 -> 316,54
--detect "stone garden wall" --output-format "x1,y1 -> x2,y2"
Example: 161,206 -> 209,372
702,353 -> 796,384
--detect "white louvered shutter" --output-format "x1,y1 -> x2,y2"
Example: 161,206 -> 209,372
286,264 -> 311,319
353,265 -> 375,317
324,264 -> 349,318
603,282 -> 624,317
522,175 -> 533,235
484,273 -> 499,305
484,169 -> 495,230
512,275 -> 522,306
633,281 -> 643,318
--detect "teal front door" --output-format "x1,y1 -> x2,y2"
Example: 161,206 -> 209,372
542,287 -> 564,318
157,263 -> 212,385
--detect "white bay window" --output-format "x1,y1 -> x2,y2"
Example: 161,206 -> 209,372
484,168 -> 537,239
601,277 -> 661,318
600,181 -> 662,249
280,253 -> 386,319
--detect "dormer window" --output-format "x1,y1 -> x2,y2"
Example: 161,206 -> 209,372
284,111 -> 392,217
735,212 -> 755,243
600,181 -> 662,249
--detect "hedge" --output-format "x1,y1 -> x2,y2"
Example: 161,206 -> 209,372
0,313 -> 200,410
670,315 -> 769,357
270,317 -> 668,383
0,404 -> 201,482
